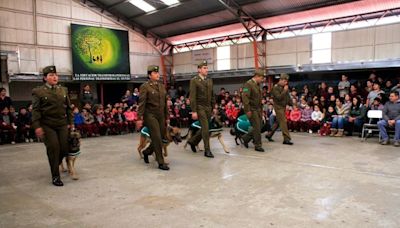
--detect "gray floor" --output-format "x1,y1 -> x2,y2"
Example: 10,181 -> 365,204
0,130 -> 399,228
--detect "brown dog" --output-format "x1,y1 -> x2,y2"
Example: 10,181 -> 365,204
137,126 -> 182,162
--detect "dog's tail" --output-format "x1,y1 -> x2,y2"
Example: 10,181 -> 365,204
181,129 -> 191,140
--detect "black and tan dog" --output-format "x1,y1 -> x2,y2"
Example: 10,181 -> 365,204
182,116 -> 230,153
137,125 -> 182,163
60,131 -> 81,180
230,115 -> 270,145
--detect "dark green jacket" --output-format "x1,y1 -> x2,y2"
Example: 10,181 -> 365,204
271,84 -> 291,109
349,105 -> 367,120
189,75 -> 215,112
242,79 -> 262,113
138,80 -> 168,120
32,84 -> 73,129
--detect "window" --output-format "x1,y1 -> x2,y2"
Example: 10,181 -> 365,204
161,0 -> 179,5
128,0 -> 155,13
217,46 -> 230,70
312,32 -> 331,64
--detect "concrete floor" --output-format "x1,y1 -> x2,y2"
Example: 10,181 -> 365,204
0,130 -> 399,228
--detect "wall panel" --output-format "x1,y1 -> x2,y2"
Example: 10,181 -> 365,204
53,49 -> 72,73
267,53 -> 297,66
0,0 -> 33,12
375,43 -> 400,60
36,0 -> 71,18
332,28 -> 374,49
332,46 -> 374,62
375,23 -> 400,44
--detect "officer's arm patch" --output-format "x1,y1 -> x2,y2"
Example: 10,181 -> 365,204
243,87 -> 250,95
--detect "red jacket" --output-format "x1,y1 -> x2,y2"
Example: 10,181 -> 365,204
290,109 -> 302,121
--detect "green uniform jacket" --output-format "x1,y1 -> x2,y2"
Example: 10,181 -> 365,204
271,84 -> 292,109
137,80 -> 168,120
242,79 -> 262,113
189,75 -> 215,112
31,84 -> 73,129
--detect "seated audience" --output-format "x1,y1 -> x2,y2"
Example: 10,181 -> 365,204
378,91 -> 400,147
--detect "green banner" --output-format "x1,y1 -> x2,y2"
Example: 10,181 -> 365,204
71,24 -> 130,80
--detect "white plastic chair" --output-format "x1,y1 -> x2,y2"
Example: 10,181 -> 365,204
361,110 -> 382,141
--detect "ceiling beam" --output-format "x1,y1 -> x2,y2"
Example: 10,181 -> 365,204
80,0 -> 173,55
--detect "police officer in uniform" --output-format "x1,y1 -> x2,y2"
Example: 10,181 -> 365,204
32,66 -> 74,186
187,60 -> 215,158
136,65 -> 170,170
265,73 -> 294,145
241,69 -> 265,152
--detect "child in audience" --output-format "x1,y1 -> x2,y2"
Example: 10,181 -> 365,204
311,105 -> 324,133
113,107 -> 128,134
320,106 -> 336,136
82,108 -> 97,137
73,107 -> 84,134
288,105 -> 301,132
124,107 -> 136,133
300,103 -> 313,132
370,97 -> 384,110
94,108 -> 108,135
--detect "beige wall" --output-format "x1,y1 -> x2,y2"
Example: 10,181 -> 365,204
173,22 -> 400,73
0,0 -> 160,76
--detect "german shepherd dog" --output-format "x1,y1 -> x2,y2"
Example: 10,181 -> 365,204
182,116 -> 230,153
230,116 -> 270,145
137,126 -> 182,162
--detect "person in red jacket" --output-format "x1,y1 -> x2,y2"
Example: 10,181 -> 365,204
289,105 -> 301,132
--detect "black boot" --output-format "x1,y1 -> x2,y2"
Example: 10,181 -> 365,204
283,140 -> 294,145
204,150 -> 214,158
265,134 -> 274,142
158,164 -> 170,170
255,147 -> 265,152
52,176 -> 64,187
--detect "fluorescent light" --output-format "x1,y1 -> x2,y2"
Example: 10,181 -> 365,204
128,0 -> 155,13
161,0 -> 180,5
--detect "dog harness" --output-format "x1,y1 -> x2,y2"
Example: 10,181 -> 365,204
140,126 -> 169,143
191,119 -> 223,132
235,114 -> 251,134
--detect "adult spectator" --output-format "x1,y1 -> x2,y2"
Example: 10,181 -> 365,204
349,84 -> 359,100
330,97 -> 349,137
338,74 -> 350,98
0,87 -> 12,111
378,91 -> 400,147
345,96 -> 366,136
121,89 -> 135,106
383,80 -> 393,96
132,88 -> 140,104
168,85 -> 178,101
317,82 -> 328,100
81,84 -> 94,107
366,82 -> 385,107
177,85 -> 186,98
